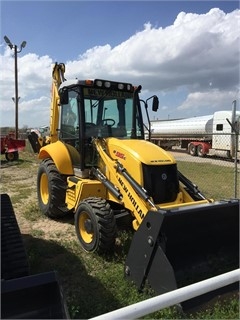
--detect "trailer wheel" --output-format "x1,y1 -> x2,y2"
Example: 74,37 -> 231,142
197,144 -> 206,157
5,151 -> 19,161
75,197 -> 116,253
188,143 -> 197,156
37,158 -> 69,218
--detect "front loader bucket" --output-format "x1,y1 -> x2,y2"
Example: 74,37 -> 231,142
1,271 -> 69,319
125,199 -> 239,303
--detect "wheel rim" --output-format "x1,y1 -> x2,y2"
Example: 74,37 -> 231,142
7,153 -> 14,161
79,212 -> 94,244
190,145 -> 195,155
40,172 -> 49,205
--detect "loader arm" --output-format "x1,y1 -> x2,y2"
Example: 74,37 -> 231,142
93,138 -> 157,230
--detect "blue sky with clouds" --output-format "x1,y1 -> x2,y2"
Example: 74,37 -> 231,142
1,1 -> 239,128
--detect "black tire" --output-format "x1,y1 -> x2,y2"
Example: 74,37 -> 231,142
197,144 -> 205,157
5,151 -> 19,161
1,194 -> 29,280
75,197 -> 117,253
37,158 -> 69,218
188,143 -> 197,156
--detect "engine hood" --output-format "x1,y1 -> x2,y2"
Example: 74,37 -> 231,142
106,138 -> 176,165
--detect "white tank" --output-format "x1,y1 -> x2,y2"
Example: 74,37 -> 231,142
151,115 -> 213,138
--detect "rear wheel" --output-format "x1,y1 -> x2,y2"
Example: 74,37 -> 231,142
75,197 -> 116,253
188,143 -> 197,156
5,151 -> 19,161
197,144 -> 205,157
37,158 -> 69,218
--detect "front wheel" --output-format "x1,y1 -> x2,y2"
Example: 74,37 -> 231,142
75,197 -> 116,253
37,158 -> 69,218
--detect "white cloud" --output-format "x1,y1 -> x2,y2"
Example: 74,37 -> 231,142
0,8 -> 239,128
177,89 -> 238,115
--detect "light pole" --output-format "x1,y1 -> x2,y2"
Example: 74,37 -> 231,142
4,35 -> 26,139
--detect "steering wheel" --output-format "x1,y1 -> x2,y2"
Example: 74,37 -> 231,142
101,119 -> 115,127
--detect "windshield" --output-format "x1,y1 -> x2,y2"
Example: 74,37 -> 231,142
59,84 -> 145,170
83,87 -> 144,139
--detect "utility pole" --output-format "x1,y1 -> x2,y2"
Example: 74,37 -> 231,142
4,36 -> 26,139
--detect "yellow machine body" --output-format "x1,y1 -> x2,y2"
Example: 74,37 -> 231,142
35,63 -> 238,301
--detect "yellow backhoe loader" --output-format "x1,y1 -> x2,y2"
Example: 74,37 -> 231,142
34,63 -> 239,299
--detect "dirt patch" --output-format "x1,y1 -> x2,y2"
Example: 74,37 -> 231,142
0,153 -> 76,242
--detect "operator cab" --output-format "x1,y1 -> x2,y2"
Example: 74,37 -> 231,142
59,80 -> 140,167
58,79 -> 158,172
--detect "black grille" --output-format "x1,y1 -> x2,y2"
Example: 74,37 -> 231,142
142,163 -> 179,204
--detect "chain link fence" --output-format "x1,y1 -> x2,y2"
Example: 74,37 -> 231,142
166,133 -> 240,200
23,130 -> 239,200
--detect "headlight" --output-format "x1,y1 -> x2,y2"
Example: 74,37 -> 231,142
104,81 -> 111,88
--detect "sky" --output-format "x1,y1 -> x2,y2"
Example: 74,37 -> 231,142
0,0 -> 239,129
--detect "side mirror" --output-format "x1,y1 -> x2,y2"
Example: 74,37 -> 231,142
152,95 -> 159,112
60,89 -> 69,105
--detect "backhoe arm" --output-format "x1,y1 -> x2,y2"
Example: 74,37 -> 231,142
49,63 -> 66,143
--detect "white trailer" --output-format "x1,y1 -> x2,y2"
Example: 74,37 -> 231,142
150,106 -> 240,158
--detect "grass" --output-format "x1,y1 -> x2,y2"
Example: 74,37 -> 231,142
1,151 -> 239,319
26,232 -> 239,319
177,161 -> 238,199
22,202 -> 44,221
188,295 -> 240,319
